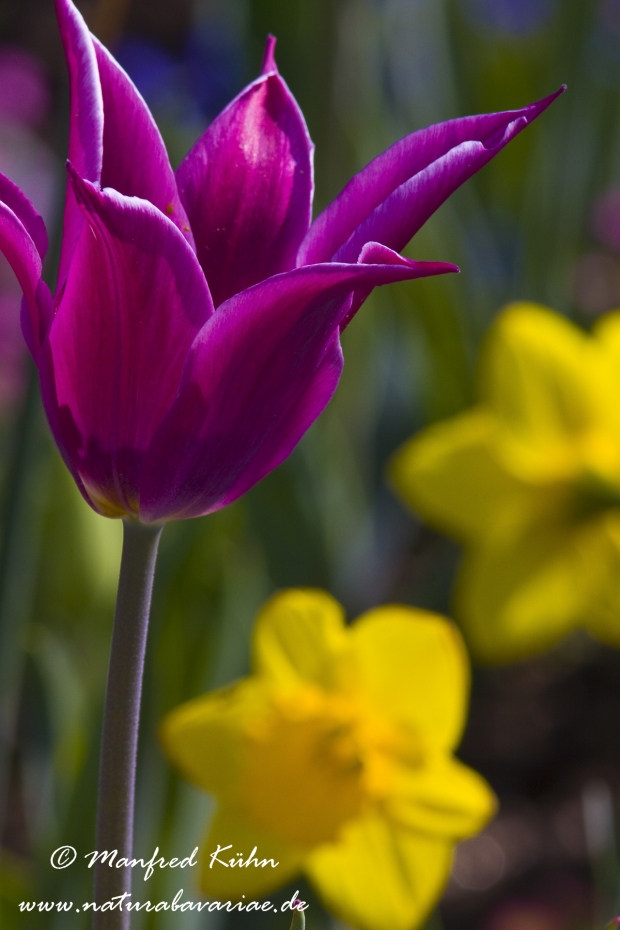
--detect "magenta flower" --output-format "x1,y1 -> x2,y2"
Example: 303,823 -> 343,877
0,0 -> 562,523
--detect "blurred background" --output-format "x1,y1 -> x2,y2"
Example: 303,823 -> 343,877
1,0 -> 620,928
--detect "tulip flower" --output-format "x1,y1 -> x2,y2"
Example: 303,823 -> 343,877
161,589 -> 496,930
390,303 -> 620,663
0,0 -> 562,524
0,1 -> 561,923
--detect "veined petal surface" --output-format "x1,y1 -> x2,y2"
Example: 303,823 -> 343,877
54,0 -> 103,286
298,89 -> 564,266
141,260 -> 443,521
41,173 -> 212,517
93,37 -> 194,247
176,55 -> 314,307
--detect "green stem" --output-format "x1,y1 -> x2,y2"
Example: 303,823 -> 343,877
289,906 -> 306,930
93,520 -> 163,930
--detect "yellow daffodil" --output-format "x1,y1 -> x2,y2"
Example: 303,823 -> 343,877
390,302 -> 620,663
160,589 -> 495,930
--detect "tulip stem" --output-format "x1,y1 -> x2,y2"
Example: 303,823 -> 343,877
93,519 -> 163,930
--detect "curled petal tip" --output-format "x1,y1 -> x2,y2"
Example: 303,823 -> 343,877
261,35 -> 278,74
358,241 -> 459,276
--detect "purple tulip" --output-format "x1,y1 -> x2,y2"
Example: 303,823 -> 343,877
0,0 -> 563,523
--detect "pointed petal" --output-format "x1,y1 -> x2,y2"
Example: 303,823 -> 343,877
92,36 -> 194,248
305,813 -> 453,930
387,755 -> 496,838
54,0 -> 103,286
176,60 -> 314,307
140,260 -> 431,521
251,589 -> 349,690
298,89 -> 565,265
0,172 -> 48,259
350,607 -> 469,750
41,171 -> 213,517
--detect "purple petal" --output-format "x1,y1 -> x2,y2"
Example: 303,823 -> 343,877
176,41 -> 314,308
140,259 -> 452,522
0,200 -> 52,357
357,241 -> 457,273
54,0 -> 104,288
0,172 -> 48,259
21,283 -> 54,361
40,170 -> 213,518
298,88 -> 565,266
93,37 -> 194,249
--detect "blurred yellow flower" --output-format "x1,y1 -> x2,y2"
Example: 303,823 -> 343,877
390,302 -> 620,663
160,589 -> 495,930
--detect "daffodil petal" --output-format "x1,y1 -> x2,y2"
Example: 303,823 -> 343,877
350,606 -> 468,750
389,410 -> 549,545
456,519 -> 609,662
199,804 -> 304,899
305,813 -> 452,930
478,303 -> 601,481
386,755 -> 496,838
252,588 -> 349,690
159,679 -> 270,796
